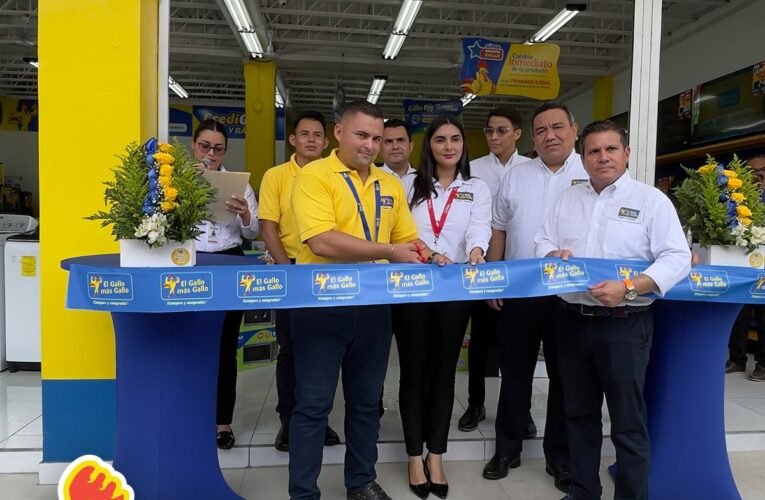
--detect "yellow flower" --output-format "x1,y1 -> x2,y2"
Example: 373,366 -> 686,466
161,201 -> 177,212
159,165 -> 174,177
158,175 -> 172,188
158,143 -> 174,154
164,187 -> 178,202
737,205 -> 752,218
731,192 -> 746,204
727,177 -> 743,190
153,152 -> 175,165
723,169 -> 737,178
698,165 -> 715,174
741,217 -> 752,226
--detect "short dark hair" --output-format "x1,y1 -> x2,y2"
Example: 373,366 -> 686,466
384,118 -> 412,141
486,107 -> 523,129
531,102 -> 575,129
580,120 -> 629,148
193,118 -> 228,147
342,100 -> 384,121
293,110 -> 326,132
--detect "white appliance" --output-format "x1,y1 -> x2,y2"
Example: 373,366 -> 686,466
0,214 -> 38,372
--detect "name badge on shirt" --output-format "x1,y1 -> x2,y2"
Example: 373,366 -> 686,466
208,223 -> 220,245
571,179 -> 589,186
380,196 -> 395,208
618,207 -> 640,220
454,191 -> 474,202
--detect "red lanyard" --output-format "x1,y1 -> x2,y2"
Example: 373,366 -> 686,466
426,187 -> 458,244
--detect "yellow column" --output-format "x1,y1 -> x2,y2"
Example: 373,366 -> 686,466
38,1 -> 159,463
592,75 -> 614,121
244,61 -> 276,191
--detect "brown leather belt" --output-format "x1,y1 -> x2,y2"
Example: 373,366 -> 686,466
563,301 -> 651,318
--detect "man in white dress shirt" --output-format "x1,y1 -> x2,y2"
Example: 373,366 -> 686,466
380,118 -> 416,182
534,120 -> 691,500
459,107 -> 532,434
483,103 -> 589,493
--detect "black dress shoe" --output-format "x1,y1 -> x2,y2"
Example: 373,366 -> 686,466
216,430 -> 235,450
457,405 -> 486,431
274,423 -> 289,452
409,481 -> 430,499
347,481 -> 392,500
546,462 -> 573,494
482,454 -> 521,480
525,412 -> 537,439
325,426 -> 341,446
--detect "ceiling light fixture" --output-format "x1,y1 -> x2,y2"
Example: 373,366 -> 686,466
222,0 -> 265,58
460,93 -> 477,107
168,76 -> 189,99
366,76 -> 388,105
529,3 -> 586,43
382,0 -> 422,60
275,88 -> 285,108
23,57 -> 38,68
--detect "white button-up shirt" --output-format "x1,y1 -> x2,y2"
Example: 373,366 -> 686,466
492,151 -> 588,260
470,150 -> 530,200
196,165 -> 260,252
405,174 -> 492,263
534,171 -> 691,306
381,163 -> 417,184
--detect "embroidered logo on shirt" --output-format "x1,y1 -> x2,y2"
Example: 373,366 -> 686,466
454,191 -> 474,201
380,196 -> 394,208
618,207 -> 640,220
571,179 -> 588,186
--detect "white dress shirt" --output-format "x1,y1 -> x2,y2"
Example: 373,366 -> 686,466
534,171 -> 692,306
196,165 -> 260,252
470,150 -> 530,200
381,163 -> 417,184
492,151 -> 588,260
406,174 -> 492,263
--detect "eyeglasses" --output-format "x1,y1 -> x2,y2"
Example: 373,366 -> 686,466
196,141 -> 226,155
483,126 -> 514,137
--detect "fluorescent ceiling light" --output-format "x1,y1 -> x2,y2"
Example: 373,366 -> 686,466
275,88 -> 285,108
383,33 -> 407,60
366,76 -> 387,105
460,93 -> 476,106
393,0 -> 423,35
23,57 -> 38,68
222,0 -> 264,58
529,3 -> 586,43
168,76 -> 189,99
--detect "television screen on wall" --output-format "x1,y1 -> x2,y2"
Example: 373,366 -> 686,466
692,63 -> 765,145
656,90 -> 693,155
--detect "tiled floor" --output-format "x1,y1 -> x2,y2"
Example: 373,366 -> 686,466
3,351 -> 765,497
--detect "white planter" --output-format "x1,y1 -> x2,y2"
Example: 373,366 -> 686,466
119,239 -> 196,268
692,243 -> 765,269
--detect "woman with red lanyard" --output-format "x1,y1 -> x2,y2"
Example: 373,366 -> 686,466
397,115 -> 491,498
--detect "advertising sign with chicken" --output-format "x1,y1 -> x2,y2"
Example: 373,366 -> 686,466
460,38 -> 560,100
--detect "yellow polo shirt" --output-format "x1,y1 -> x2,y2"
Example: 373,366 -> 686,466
259,154 -> 302,259
292,149 -> 418,264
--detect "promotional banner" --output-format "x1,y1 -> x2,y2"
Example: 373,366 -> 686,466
403,99 -> 463,134
460,37 -> 560,100
192,106 -> 246,139
65,256 -> 765,313
168,104 -> 193,137
0,96 -> 38,131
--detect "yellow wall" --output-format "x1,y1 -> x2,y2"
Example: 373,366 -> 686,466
39,0 -> 158,379
244,61 -> 276,191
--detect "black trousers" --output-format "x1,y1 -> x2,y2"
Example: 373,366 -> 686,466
275,308 -> 295,424
729,304 -> 765,366
467,301 -> 500,407
495,296 -> 568,467
556,304 -> 653,500
204,246 -> 245,426
393,300 -> 472,456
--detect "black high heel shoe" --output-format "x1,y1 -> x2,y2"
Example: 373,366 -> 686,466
409,459 -> 430,499
425,455 -> 448,499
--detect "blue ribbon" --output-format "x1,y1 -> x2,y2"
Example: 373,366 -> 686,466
65,256 -> 765,313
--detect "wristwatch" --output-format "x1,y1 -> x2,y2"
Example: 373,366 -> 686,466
623,278 -> 638,301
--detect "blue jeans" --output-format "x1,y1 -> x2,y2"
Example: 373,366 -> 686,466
288,305 -> 392,499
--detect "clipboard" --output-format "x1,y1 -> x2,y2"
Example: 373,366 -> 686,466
201,170 -> 252,225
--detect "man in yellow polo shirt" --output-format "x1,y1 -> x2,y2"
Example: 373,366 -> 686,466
289,101 -> 423,500
259,110 -> 341,453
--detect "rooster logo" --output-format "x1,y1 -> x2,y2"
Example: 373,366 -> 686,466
89,276 -> 103,295
689,272 -> 703,288
756,275 -> 765,290
163,276 -> 181,296
388,271 -> 404,290
464,267 -> 478,286
239,274 -> 256,294
618,267 -> 632,280
543,262 -> 557,280
314,273 -> 330,291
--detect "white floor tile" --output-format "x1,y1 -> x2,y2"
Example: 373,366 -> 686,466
0,434 -> 42,449
0,401 -> 42,442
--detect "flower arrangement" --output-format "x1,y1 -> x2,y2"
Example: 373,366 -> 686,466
88,138 -> 215,247
674,154 -> 765,251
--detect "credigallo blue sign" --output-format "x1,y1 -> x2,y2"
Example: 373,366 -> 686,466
403,99 -> 463,134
